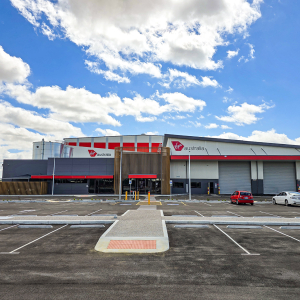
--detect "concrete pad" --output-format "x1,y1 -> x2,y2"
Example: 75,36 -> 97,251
172,215 -> 199,217
227,225 -> 263,229
70,225 -> 105,228
18,225 -> 53,229
174,225 -> 209,228
280,226 -> 300,229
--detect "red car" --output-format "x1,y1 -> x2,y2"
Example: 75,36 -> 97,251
230,191 -> 254,205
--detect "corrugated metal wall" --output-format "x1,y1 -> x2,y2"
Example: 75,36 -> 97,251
219,162 -> 251,194
263,162 -> 296,194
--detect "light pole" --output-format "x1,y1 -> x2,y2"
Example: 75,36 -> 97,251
189,151 -> 191,200
119,148 -> 122,200
52,157 -> 55,195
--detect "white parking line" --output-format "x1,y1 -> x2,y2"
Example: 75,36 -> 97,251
85,209 -> 103,216
264,226 -> 300,243
203,202 -> 212,207
50,210 -> 68,216
194,210 -> 204,217
227,211 -> 243,217
213,224 -> 258,255
259,211 -> 281,217
9,225 -> 68,253
0,225 -> 18,232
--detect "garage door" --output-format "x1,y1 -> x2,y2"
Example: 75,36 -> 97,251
263,162 -> 296,194
219,162 -> 251,194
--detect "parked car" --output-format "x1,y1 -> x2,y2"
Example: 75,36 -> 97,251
230,191 -> 254,205
272,191 -> 300,206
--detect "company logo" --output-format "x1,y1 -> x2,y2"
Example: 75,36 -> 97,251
88,150 -> 97,157
171,141 -> 184,151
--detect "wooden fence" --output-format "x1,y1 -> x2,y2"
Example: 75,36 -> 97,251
0,181 -> 48,195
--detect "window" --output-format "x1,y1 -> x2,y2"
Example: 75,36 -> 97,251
191,182 -> 201,188
240,192 -> 251,196
173,182 -> 184,188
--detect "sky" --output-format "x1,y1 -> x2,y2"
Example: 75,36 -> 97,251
0,0 -> 300,175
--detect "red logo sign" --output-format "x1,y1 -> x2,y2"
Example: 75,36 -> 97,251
171,141 -> 184,151
88,150 -> 97,157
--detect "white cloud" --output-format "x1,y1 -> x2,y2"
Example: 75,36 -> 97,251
160,69 -> 220,89
210,129 -> 300,145
227,49 -> 239,59
248,43 -> 255,59
225,86 -> 234,93
221,125 -> 232,129
41,23 -> 56,40
205,123 -> 219,129
2,83 -> 207,126
11,0 -> 263,78
144,131 -> 159,135
0,46 -> 30,83
95,128 -> 120,136
216,102 -> 274,126
223,96 -> 232,103
189,121 -> 202,128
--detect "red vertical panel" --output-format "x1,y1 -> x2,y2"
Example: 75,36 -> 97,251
94,142 -> 106,149
79,142 -> 91,147
151,143 -> 161,153
137,143 -> 149,152
108,143 -> 120,150
123,142 -> 135,151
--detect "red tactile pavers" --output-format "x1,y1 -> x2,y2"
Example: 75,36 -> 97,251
107,240 -> 156,249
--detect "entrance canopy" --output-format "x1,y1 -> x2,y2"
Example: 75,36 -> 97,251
128,174 -> 157,179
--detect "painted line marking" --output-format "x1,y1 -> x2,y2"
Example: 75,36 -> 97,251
213,224 -> 256,255
264,226 -> 300,243
85,209 -> 102,216
0,225 -> 18,232
50,210 -> 68,216
9,225 -> 67,253
259,211 -> 281,218
0,252 -> 20,255
203,202 -> 212,207
227,211 -> 243,217
181,202 -> 188,206
194,210 -> 204,217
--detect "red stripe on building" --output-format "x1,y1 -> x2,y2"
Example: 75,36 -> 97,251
79,142 -> 91,147
108,143 -> 120,150
137,143 -> 149,152
31,175 -> 113,179
171,155 -> 300,161
151,143 -> 161,153
68,142 -> 77,146
94,142 -> 106,149
123,142 -> 135,151
128,174 -> 157,179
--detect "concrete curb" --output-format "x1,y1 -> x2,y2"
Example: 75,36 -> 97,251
0,220 -> 115,225
166,220 -> 300,226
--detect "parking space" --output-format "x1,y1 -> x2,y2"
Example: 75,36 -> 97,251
1,201 -> 300,299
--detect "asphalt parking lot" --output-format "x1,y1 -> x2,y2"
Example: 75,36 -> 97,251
1,200 -> 300,299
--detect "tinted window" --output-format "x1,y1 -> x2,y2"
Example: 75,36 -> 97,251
191,182 -> 201,188
240,192 -> 251,196
173,182 -> 184,188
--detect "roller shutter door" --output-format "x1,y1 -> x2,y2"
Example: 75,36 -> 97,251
219,162 -> 251,194
263,162 -> 296,194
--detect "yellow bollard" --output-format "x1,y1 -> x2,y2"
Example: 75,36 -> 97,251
207,186 -> 210,195
125,191 -> 127,200
137,191 -> 139,200
148,191 -> 150,205
135,191 -> 136,201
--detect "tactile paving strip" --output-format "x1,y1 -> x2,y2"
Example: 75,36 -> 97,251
107,240 -> 156,249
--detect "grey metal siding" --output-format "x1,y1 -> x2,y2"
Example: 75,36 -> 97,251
219,162 -> 251,194
263,162 -> 296,194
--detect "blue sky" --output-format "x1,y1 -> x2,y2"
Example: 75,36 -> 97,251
0,0 -> 300,171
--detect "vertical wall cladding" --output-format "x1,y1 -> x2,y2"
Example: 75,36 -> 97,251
0,181 -> 48,195
113,147 -> 170,194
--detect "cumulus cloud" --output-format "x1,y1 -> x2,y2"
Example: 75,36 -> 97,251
160,69 -> 220,89
216,102 -> 274,126
144,131 -> 159,135
221,125 -> 232,129
227,49 -> 239,59
0,46 -> 30,83
95,128 -> 120,136
11,0 -> 263,79
2,83 -> 207,126
189,121 -> 202,128
205,123 -> 219,129
210,129 -> 300,145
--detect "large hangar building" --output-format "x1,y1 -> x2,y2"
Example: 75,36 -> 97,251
2,134 -> 300,195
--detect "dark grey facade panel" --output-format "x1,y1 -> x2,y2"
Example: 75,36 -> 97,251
2,159 -> 48,179
171,179 -> 218,195
52,183 -> 88,195
164,134 -> 300,149
251,179 -> 263,195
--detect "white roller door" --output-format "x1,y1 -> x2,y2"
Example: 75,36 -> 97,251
263,162 -> 296,194
219,162 -> 251,194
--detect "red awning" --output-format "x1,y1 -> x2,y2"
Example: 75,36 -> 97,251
31,175 -> 113,179
128,174 -> 157,179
